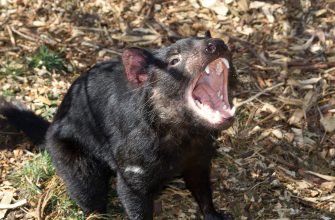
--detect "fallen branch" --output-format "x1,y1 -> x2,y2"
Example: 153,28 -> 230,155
305,170 -> 335,182
0,199 -> 27,209
235,82 -> 285,108
302,193 -> 335,203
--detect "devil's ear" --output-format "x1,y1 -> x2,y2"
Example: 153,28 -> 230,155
205,30 -> 212,38
122,48 -> 150,86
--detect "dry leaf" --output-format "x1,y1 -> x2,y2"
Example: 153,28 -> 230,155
296,180 -> 312,189
260,103 -> 277,113
258,129 -> 272,141
262,6 -> 274,23
303,90 -> 318,113
320,182 -> 335,191
288,109 -> 304,126
0,191 -> 14,218
299,77 -> 322,85
320,115 -> 335,132
249,1 -> 267,9
272,129 -> 283,139
291,128 -> 316,149
237,0 -> 249,11
37,96 -> 51,106
290,35 -> 315,51
200,0 -> 229,16
248,125 -> 261,136
284,132 -> 295,143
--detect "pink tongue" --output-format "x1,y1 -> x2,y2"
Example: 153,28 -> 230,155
193,84 -> 215,107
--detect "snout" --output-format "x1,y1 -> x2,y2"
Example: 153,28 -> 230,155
204,39 -> 228,56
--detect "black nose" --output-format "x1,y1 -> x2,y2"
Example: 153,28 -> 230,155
205,39 -> 228,55
205,42 -> 216,54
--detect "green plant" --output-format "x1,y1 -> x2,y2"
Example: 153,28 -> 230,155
9,151 -> 119,219
0,61 -> 26,78
9,151 -> 55,197
28,45 -> 66,72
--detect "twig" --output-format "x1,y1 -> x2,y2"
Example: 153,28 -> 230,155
247,179 -> 269,192
6,25 -> 16,46
11,27 -> 36,42
0,47 -> 20,53
100,48 -> 122,56
259,104 -> 285,123
235,82 -> 285,108
305,170 -> 335,182
0,199 -> 27,209
77,26 -> 109,32
300,193 -> 335,203
289,61 -> 335,70
80,42 -> 122,56
37,188 -> 53,220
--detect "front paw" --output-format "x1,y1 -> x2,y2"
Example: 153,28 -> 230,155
204,211 -> 234,220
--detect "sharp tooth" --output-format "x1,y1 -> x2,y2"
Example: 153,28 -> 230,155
220,95 -> 223,100
230,106 -> 236,115
221,58 -> 230,69
205,66 -> 210,75
195,100 -> 201,106
216,63 -> 222,76
217,90 -> 221,98
222,104 -> 227,110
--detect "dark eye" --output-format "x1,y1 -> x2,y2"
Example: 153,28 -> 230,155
169,58 -> 180,66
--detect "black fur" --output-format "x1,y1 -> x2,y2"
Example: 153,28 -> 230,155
0,35 -> 236,220
0,97 -> 49,146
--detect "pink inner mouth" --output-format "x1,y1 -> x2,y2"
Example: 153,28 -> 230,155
187,58 -> 235,125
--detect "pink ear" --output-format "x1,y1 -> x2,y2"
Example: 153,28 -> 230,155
122,48 -> 149,85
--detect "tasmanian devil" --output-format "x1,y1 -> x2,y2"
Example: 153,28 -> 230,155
0,31 -> 236,219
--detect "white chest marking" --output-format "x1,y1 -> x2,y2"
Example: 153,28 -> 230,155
125,166 -> 144,174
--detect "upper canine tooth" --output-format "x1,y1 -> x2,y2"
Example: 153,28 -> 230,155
230,106 -> 236,115
216,63 -> 222,76
205,66 -> 210,75
221,58 -> 230,69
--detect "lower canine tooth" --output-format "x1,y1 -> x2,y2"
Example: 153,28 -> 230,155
221,58 -> 230,69
205,66 -> 210,75
230,106 -> 236,115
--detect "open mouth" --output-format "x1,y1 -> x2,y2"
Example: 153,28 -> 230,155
187,57 -> 235,125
